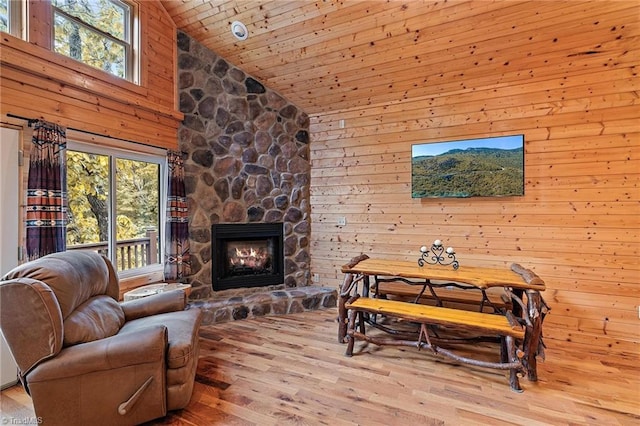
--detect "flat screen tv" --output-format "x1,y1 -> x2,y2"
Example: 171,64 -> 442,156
411,134 -> 524,198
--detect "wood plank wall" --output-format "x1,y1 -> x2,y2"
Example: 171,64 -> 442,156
0,1 -> 181,293
0,0 -> 182,149
309,2 -> 639,354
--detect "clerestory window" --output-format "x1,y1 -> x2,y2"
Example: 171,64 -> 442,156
52,0 -> 134,81
1,1 -> 139,83
0,0 -> 22,37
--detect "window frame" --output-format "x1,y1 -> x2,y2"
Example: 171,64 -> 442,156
51,0 -> 136,82
66,139 -> 167,279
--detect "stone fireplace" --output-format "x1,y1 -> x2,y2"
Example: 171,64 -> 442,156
175,31 -> 336,324
212,223 -> 284,291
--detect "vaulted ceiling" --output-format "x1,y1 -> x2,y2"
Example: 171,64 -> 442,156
161,0 -> 529,115
161,1 -> 625,116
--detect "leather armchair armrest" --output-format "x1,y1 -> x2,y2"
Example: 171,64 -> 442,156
27,325 -> 168,383
120,290 -> 186,321
0,278 -> 64,375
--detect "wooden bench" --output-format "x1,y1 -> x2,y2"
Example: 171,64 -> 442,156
374,280 -> 511,313
345,295 -> 527,392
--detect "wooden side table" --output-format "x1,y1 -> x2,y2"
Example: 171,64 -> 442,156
123,283 -> 192,301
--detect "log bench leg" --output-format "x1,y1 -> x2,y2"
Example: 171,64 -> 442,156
338,273 -> 354,343
345,309 -> 359,356
338,298 -> 348,343
358,309 -> 366,334
505,335 -> 523,393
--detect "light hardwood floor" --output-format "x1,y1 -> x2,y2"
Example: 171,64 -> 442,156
1,308 -> 638,425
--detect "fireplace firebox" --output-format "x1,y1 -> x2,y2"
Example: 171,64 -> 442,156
212,223 -> 284,291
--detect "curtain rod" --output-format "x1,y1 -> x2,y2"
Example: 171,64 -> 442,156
5,113 -> 166,150
6,113 -> 39,126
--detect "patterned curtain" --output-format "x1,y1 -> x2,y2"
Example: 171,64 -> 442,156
164,150 -> 191,281
26,120 -> 67,260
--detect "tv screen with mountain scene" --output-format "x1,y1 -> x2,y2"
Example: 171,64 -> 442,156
411,135 -> 524,198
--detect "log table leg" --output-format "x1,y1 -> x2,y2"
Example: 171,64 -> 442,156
338,273 -> 370,342
524,289 -> 543,381
338,273 -> 354,343
338,254 -> 371,343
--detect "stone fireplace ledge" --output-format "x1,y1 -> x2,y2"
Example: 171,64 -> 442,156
188,286 -> 337,325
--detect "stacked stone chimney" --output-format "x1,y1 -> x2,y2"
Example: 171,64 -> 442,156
176,31 -> 311,300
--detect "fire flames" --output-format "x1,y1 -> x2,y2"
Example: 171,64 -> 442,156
229,245 -> 269,270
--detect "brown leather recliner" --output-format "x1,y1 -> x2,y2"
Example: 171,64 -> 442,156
0,250 -> 203,425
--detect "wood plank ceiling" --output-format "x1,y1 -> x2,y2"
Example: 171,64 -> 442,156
161,0 -> 552,115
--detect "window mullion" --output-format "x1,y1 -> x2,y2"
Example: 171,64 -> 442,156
108,155 -> 117,269
159,158 -> 167,267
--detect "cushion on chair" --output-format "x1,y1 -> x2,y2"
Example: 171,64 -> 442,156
63,295 -> 125,346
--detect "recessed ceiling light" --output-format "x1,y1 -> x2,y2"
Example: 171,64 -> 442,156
231,21 -> 248,41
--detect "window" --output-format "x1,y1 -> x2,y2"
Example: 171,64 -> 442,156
66,142 -> 165,275
1,0 -> 139,83
0,0 -> 22,37
0,0 -> 5,32
52,0 -> 133,80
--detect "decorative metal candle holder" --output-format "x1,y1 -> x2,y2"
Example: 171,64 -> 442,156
418,239 -> 459,270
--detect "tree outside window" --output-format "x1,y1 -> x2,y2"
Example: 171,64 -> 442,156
66,148 -> 162,272
0,0 -> 21,36
52,0 -> 132,80
0,0 -> 8,33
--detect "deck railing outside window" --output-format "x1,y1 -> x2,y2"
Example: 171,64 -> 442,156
67,228 -> 158,271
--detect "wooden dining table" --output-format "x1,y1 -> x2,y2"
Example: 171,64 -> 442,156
338,254 -> 549,382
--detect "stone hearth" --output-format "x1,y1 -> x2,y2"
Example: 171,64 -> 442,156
190,286 -> 337,325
